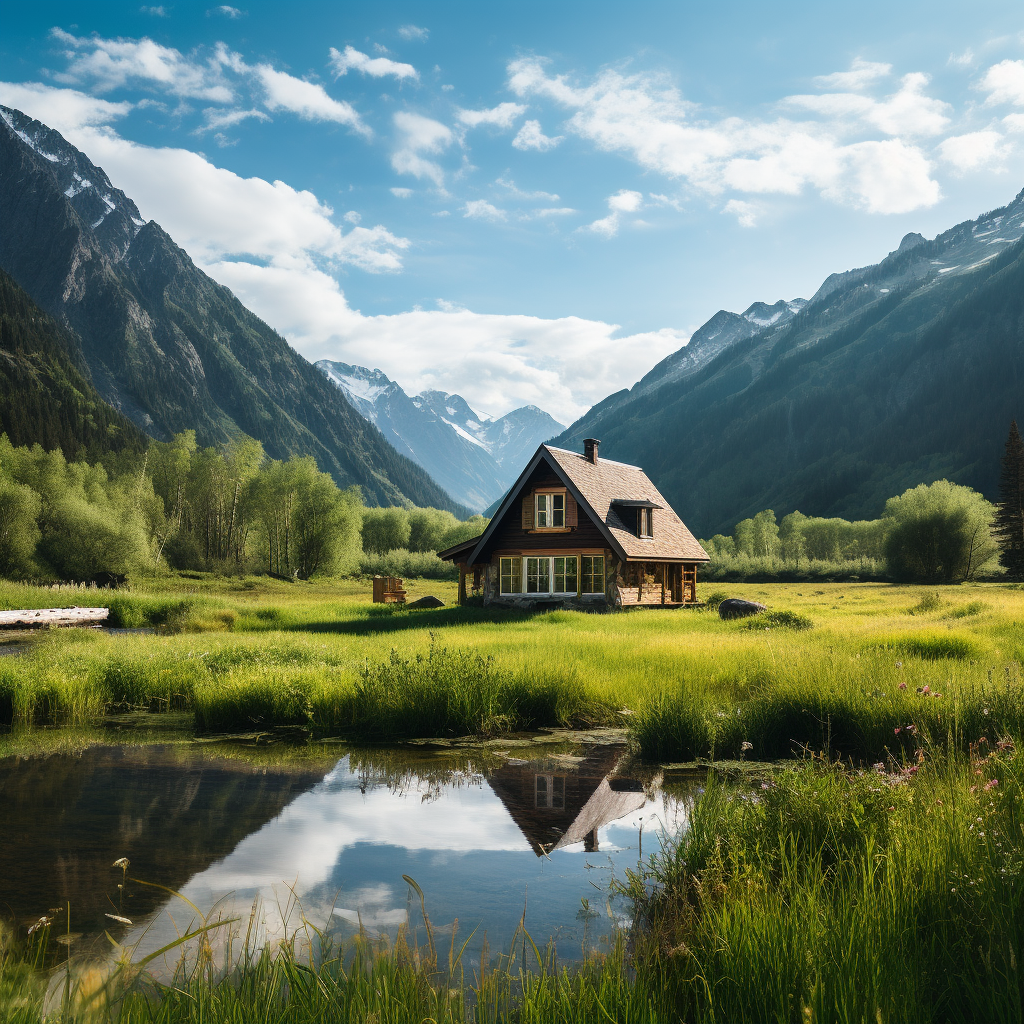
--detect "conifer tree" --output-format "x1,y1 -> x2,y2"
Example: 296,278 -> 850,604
995,420 -> 1024,579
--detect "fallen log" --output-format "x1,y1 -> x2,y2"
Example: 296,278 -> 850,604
0,607 -> 110,629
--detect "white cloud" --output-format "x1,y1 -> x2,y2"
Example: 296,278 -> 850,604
463,199 -> 506,221
397,25 -> 428,42
532,207 -> 577,217
813,59 -> 892,91
585,189 -> 643,237
723,199 -> 758,227
391,110 -> 452,186
250,62 -> 369,133
937,130 -> 1008,173
981,59 -> 1024,106
390,186 -> 413,197
328,45 -> 417,81
787,72 -> 951,136
948,49 -> 975,69
60,122 -> 407,272
50,27 -> 233,102
457,102 -> 526,129
508,57 -> 943,215
193,106 -> 269,134
1003,113 -> 1024,133
512,118 -> 563,151
0,80 -> 132,132
209,5 -> 244,16
496,175 -> 559,201
140,6 -> 168,16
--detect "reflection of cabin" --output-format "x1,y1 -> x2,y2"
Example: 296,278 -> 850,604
372,576 -> 407,604
486,746 -> 647,856
439,438 -> 708,608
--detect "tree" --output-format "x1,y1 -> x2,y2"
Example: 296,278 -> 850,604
751,509 -> 780,558
994,419 -> 1024,580
0,476 -> 40,577
883,480 -> 997,583
361,507 -> 411,555
779,511 -> 808,563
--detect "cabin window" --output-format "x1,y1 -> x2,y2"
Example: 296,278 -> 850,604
526,556 -> 551,593
581,555 -> 605,594
535,492 -> 565,529
553,556 -> 578,593
638,507 -> 653,538
535,774 -> 565,809
500,556 -> 522,595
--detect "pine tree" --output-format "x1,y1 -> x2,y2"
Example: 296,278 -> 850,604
995,420 -> 1024,579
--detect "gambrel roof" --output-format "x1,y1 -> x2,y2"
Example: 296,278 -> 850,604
449,443 -> 709,565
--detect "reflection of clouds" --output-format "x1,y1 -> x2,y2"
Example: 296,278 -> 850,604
114,757 -> 694,973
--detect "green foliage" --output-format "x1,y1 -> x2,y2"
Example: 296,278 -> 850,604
883,479 -> 998,583
361,506 -> 412,555
995,419 -> 1024,578
744,609 -> 813,630
0,477 -> 41,578
359,548 -> 458,580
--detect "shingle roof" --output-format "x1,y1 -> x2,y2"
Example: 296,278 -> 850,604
543,446 -> 709,562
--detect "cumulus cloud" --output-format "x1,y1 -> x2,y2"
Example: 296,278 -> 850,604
247,61 -> 369,133
51,27 -> 234,102
786,72 -> 951,136
0,80 -> 132,132
463,199 -> 506,221
937,130 -> 1008,173
512,118 -> 562,151
813,58 -> 892,91
981,59 -> 1024,106
390,186 -> 413,197
723,199 -> 758,227
391,110 -> 452,186
209,5 -> 244,16
457,102 -> 526,129
948,49 -> 975,69
397,25 -> 428,42
328,45 -> 417,81
508,56 -> 943,215
586,189 -> 643,237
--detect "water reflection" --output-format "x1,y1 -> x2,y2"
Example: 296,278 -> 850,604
1,736 -> 695,967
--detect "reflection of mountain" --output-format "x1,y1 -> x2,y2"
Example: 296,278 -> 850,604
0,745 -> 328,935
485,746 -> 647,856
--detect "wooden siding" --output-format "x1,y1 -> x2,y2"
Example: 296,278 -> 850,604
477,463 -> 606,562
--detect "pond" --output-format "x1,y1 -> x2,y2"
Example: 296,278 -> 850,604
0,730 -> 696,974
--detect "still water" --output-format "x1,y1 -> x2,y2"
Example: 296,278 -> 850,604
1,733 -> 695,969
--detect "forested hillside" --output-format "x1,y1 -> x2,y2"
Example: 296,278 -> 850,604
0,105 -> 465,515
0,268 -> 145,459
555,192 -> 1024,536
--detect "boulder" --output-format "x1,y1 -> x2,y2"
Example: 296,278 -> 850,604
407,595 -> 445,609
718,598 -> 767,620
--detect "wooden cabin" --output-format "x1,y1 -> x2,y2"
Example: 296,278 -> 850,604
438,438 -> 709,608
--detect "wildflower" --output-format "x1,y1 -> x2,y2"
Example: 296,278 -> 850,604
896,661 -> 903,668
898,681 -> 907,691
984,708 -> 990,716
741,741 -> 753,752
933,693 -> 942,699
887,806 -> 896,812
985,779 -> 999,791
922,685 -> 931,695
872,762 -> 885,772
894,727 -> 902,735
27,915 -> 52,936
906,724 -> 917,735
113,857 -> 130,870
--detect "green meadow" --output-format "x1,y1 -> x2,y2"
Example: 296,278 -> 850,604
4,575 -> 1024,1021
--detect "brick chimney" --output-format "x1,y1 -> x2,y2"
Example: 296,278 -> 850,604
583,438 -> 600,464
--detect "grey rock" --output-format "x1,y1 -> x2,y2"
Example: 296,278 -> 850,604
718,598 -> 767,620
407,595 -> 445,609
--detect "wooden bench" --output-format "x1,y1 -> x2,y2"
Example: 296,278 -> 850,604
372,576 -> 407,604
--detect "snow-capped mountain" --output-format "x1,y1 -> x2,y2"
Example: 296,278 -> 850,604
317,361 -> 565,511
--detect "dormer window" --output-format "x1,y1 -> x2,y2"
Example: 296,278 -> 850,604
639,507 -> 653,538
536,492 -> 564,528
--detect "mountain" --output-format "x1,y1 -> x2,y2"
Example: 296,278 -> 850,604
0,266 -> 147,459
554,190 -> 1024,537
317,360 -> 565,511
0,105 -> 465,514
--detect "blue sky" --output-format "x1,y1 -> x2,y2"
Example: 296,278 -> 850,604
4,1 -> 1024,423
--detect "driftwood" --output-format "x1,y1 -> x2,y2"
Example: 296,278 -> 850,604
0,607 -> 110,629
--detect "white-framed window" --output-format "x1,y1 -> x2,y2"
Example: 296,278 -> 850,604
638,507 -> 653,538
581,555 -> 605,594
535,774 -> 565,809
511,555 -> 580,594
535,492 -> 565,529
500,556 -> 523,594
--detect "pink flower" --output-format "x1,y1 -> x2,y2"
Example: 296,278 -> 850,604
898,681 -> 908,691
922,685 -> 931,695
985,779 -> 999,791
894,727 -> 902,735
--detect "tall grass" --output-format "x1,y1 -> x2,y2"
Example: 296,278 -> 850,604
622,747 -> 1024,1022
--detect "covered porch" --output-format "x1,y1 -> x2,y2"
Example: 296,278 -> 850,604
617,560 -> 699,607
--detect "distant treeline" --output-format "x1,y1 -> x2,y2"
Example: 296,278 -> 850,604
701,480 -> 999,583
0,432 -> 486,583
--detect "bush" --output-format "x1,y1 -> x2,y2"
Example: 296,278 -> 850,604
744,610 -> 813,631
359,549 -> 458,580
